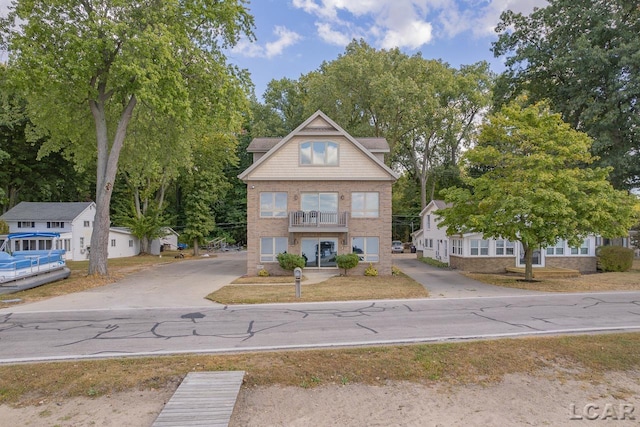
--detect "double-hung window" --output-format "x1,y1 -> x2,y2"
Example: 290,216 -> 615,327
260,192 -> 288,218
470,239 -> 489,256
546,240 -> 565,255
351,192 -> 379,218
260,237 -> 288,262
451,239 -> 462,255
496,240 -> 515,256
571,239 -> 589,255
300,141 -> 338,166
352,237 -> 379,262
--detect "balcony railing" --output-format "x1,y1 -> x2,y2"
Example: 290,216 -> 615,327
288,211 -> 348,231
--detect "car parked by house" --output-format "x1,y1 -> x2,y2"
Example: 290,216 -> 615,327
392,240 -> 404,254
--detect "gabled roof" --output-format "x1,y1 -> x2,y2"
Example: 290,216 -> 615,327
419,200 -> 451,217
1,202 -> 95,221
247,137 -> 390,153
109,227 -> 134,235
238,110 -> 398,181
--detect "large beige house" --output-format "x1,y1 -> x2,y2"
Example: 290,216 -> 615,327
238,111 -> 398,276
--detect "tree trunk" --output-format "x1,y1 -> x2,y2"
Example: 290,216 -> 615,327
192,237 -> 200,257
523,242 -> 534,281
88,92 -> 137,276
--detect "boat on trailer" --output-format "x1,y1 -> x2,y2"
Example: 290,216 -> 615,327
0,232 -> 71,293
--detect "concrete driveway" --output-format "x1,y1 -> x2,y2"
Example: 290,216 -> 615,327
3,251 -> 544,314
3,251 -> 246,313
393,254 -> 543,298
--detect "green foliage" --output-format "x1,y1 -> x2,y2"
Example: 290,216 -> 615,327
257,268 -> 269,277
391,266 -> 402,276
0,0 -> 254,275
419,257 -> 449,268
492,0 -> 640,190
0,220 -> 8,234
261,40 -> 493,211
438,100 -> 638,280
364,263 -> 378,276
276,252 -> 306,271
335,253 -> 359,276
597,246 -> 634,272
0,66 -> 93,211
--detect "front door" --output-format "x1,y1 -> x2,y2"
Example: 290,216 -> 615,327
301,238 -> 338,268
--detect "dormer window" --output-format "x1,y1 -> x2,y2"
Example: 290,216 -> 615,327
300,141 -> 338,166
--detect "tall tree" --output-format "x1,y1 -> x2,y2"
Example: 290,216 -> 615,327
0,65 -> 93,212
262,78 -> 307,135
180,128 -> 238,256
394,60 -> 493,209
0,1 -> 254,275
493,0 -> 640,190
297,41 -> 492,209
437,101 -> 637,281
112,106 -> 193,254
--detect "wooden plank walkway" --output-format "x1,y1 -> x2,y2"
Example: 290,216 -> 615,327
152,371 -> 245,427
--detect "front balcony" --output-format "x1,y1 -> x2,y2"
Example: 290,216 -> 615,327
288,211 -> 348,233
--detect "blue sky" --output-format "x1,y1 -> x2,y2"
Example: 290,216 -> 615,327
227,0 -> 548,99
0,0 -> 547,99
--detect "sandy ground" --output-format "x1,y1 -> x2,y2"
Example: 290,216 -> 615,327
1,371 -> 638,426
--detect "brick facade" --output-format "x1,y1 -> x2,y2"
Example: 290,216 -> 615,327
449,255 -> 598,273
247,180 -> 393,276
545,256 -> 597,273
448,256 -> 516,273
240,111 -> 398,277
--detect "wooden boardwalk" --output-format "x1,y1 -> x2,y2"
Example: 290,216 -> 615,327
152,371 -> 245,427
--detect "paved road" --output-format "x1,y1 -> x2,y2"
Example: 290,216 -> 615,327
1,291 -> 640,363
1,252 -> 639,364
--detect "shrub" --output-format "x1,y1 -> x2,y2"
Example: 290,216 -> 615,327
0,220 -> 8,235
391,266 -> 402,276
258,268 -> 269,277
276,252 -> 306,271
335,253 -> 359,276
364,263 -> 378,276
597,246 -> 634,272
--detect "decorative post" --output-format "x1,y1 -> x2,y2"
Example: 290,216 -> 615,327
294,267 -> 302,298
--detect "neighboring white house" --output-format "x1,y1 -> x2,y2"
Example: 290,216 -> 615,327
412,200 -> 452,263
414,199 -> 629,273
150,227 -> 180,255
0,202 -> 143,260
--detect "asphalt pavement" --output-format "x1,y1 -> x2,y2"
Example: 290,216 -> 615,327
2,251 -> 640,363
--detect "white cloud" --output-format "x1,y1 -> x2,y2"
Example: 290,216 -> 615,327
316,22 -> 353,46
291,0 -> 548,50
264,26 -> 303,58
380,20 -> 432,50
0,0 -> 11,17
232,25 -> 303,59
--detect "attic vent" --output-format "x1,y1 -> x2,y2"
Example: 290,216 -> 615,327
305,126 -> 335,131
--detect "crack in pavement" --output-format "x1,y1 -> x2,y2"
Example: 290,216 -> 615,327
471,312 -> 541,331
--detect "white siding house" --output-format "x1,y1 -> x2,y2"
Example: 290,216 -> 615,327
415,200 -> 451,263
416,200 -> 603,273
150,227 -> 180,255
1,202 -> 142,260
